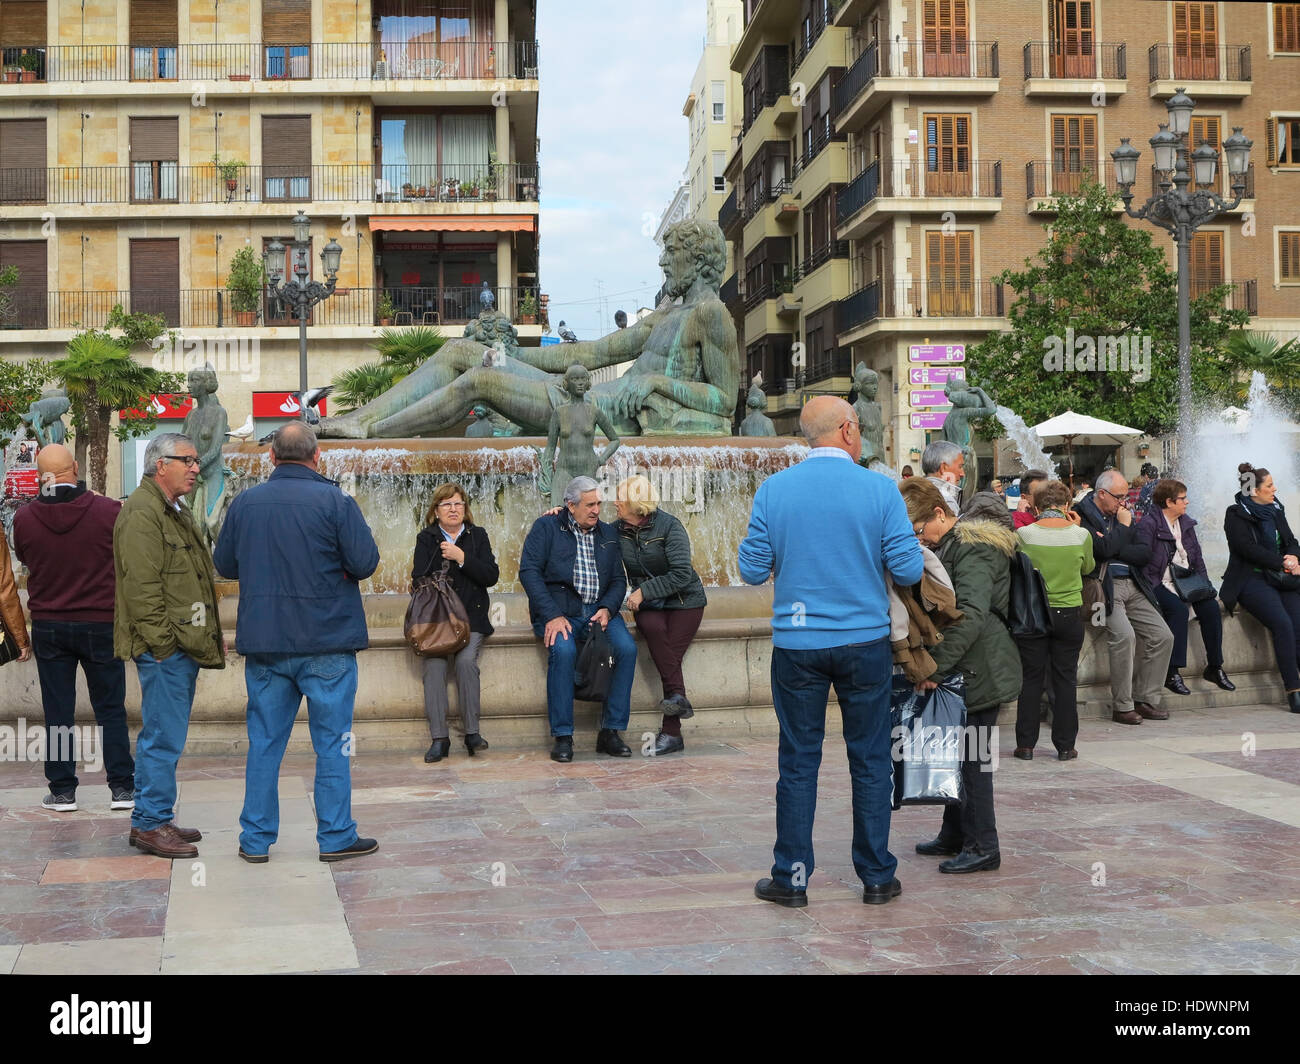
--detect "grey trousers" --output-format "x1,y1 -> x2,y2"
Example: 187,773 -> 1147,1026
1105,577 -> 1175,713
422,632 -> 486,739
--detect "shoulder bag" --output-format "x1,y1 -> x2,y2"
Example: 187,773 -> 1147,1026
404,560 -> 471,658
0,618 -> 20,667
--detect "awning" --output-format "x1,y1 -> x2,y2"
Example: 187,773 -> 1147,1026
368,215 -> 536,233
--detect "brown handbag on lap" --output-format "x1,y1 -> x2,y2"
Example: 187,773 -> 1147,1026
404,560 -> 471,658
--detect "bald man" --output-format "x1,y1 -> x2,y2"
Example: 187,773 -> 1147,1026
13,445 -> 135,813
739,396 -> 923,907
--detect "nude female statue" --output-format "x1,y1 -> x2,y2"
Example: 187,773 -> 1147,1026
180,363 -> 230,548
538,365 -> 622,506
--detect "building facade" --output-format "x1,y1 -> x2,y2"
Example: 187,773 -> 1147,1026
0,0 -> 541,490
724,0 -> 1300,450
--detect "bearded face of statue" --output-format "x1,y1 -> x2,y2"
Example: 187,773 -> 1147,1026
659,238 -> 699,300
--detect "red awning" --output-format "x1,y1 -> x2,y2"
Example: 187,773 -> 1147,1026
368,215 -> 536,233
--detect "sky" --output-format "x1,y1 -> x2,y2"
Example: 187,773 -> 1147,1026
537,0 -> 703,339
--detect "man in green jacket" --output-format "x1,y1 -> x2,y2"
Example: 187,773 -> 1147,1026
114,432 -> 224,860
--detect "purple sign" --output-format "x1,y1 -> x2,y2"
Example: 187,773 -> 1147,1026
910,411 -> 948,430
908,365 -> 966,386
910,390 -> 952,407
908,344 -> 966,363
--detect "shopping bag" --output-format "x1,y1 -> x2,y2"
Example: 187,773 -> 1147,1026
574,621 -> 615,702
890,673 -> 967,809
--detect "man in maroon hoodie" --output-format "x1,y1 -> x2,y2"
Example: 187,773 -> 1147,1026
12,444 -> 135,813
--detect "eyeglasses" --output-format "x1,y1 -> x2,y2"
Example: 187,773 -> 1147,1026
840,418 -> 860,432
438,501 -> 465,510
162,455 -> 199,468
1097,488 -> 1124,502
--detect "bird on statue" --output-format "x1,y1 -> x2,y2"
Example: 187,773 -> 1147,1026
225,414 -> 255,442
557,320 -> 578,343
296,386 -> 333,425
479,282 -> 496,312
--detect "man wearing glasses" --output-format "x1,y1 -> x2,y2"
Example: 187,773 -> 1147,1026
114,433 -> 225,859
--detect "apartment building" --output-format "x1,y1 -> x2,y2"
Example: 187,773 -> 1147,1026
0,0 -> 540,489
722,0 -> 1300,451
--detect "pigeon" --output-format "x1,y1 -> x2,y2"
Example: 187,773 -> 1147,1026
225,414 -> 255,441
296,386 -> 333,425
557,320 -> 579,343
479,282 -> 496,312
257,429 -> 278,446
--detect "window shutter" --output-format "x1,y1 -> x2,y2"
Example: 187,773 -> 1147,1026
0,240 -> 48,326
0,118 -> 46,202
1278,5 -> 1300,52
1266,118 -> 1276,165
1281,232 -> 1300,281
0,0 -> 46,46
263,0 -> 310,44
129,117 -> 178,162
1190,231 -> 1224,288
262,115 -> 311,199
129,238 -> 180,326
130,0 -> 177,46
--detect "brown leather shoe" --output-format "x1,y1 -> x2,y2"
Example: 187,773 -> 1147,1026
1134,701 -> 1169,721
132,823 -> 199,859
130,823 -> 202,846
1112,708 -> 1143,725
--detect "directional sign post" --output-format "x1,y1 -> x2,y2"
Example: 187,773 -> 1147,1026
910,389 -> 952,408
910,411 -> 948,430
907,365 -> 966,386
908,344 -> 966,363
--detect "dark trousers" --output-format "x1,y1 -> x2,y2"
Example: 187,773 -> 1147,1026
1236,576 -> 1300,690
937,705 -> 1000,855
1153,583 -> 1224,671
769,637 -> 896,890
1014,606 -> 1085,753
633,606 -> 704,698
32,620 -> 134,796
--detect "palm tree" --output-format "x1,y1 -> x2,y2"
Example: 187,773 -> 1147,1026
1217,330 -> 1300,408
331,326 -> 446,413
54,330 -> 172,493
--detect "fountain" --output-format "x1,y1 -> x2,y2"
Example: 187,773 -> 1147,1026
995,405 -> 1058,478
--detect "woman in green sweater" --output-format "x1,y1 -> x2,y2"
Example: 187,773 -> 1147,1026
1013,480 -> 1095,760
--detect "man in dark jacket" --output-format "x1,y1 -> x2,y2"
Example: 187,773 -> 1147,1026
214,422 -> 381,863
13,444 -> 134,814
1076,469 -> 1174,725
519,475 -> 636,763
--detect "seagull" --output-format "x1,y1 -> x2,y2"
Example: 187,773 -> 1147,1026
557,320 -> 578,343
296,386 -> 333,425
752,371 -> 763,388
225,414 -> 255,441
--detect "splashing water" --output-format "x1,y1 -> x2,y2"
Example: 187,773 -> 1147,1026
996,406 -> 1057,478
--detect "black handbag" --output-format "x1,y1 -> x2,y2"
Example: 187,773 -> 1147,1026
574,622 -> 615,702
0,618 -> 20,667
1169,563 -> 1216,603
1264,569 -> 1300,592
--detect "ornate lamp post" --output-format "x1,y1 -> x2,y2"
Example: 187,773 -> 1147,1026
263,210 -> 344,396
1109,89 -> 1252,416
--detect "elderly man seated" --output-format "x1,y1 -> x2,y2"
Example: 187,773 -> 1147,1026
519,476 -> 638,763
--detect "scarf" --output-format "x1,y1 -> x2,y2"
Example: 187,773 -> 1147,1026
1240,493 -> 1282,554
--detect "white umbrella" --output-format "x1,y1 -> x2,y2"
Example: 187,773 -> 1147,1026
1030,410 -> 1143,483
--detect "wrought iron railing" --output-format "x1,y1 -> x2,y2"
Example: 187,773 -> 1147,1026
1022,41 -> 1126,80
836,159 -> 1002,224
839,279 -> 1004,333
1148,43 -> 1250,82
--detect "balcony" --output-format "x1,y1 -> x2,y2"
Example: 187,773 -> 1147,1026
719,272 -> 742,308
834,40 -> 1000,133
718,186 -> 742,237
838,279 -> 1005,340
1148,163 -> 1255,212
795,241 -> 850,279
1191,279 -> 1257,315
0,40 -> 539,87
1022,41 -> 1127,96
791,6 -> 830,73
742,179 -> 793,222
0,163 -> 540,211
0,285 -> 542,333
836,160 -> 1003,240
1025,161 -> 1122,213
1148,44 -> 1251,98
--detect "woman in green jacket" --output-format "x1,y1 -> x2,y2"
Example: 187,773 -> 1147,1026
899,480 -> 1021,874
615,475 -> 707,756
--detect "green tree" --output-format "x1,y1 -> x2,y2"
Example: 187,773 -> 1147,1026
1200,330 -> 1300,414
331,326 -> 445,412
0,358 -> 58,449
967,180 -> 1248,438
0,264 -> 18,326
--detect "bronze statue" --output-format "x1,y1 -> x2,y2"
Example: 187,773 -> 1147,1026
181,363 -> 230,548
318,219 -> 740,439
851,363 -> 886,468
538,365 -> 621,506
738,375 -> 776,437
20,388 -> 71,447
465,404 -> 495,437
941,378 -> 996,504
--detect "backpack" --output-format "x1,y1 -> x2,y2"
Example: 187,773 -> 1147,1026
996,551 -> 1054,639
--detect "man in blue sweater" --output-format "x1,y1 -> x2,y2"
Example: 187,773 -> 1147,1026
740,395 -> 923,907
214,422 -> 381,864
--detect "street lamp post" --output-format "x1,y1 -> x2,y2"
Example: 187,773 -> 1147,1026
1109,89 -> 1252,417
263,210 -> 344,399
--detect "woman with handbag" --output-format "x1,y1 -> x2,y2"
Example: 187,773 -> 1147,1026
411,483 -> 499,761
1012,480 -> 1093,761
899,479 -> 1021,874
0,531 -> 32,665
614,475 -> 707,756
1135,479 -> 1234,697
1222,462 -> 1300,713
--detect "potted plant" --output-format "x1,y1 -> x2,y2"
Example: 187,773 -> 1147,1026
228,72 -> 251,81
401,182 -> 413,198
1136,441 -> 1151,459
17,52 -> 40,82
225,245 -> 263,326
212,154 -> 242,192
517,292 -> 537,325
416,185 -> 427,197
485,153 -> 500,201
445,177 -> 458,199
377,292 -> 396,326
3,65 -> 20,84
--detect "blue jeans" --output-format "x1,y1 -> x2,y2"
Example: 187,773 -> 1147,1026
534,604 -> 637,736
769,638 -> 896,890
131,650 -> 200,832
240,652 -> 359,855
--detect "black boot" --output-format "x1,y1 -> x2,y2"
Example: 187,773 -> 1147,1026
464,733 -> 489,756
1288,691 -> 1300,714
424,738 -> 451,763
596,729 -> 631,757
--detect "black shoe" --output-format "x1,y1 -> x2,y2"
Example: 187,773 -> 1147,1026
596,729 -> 632,757
110,787 -> 135,810
1289,692 -> 1300,715
939,849 -> 1001,874
1164,672 -> 1191,695
915,837 -> 961,857
41,793 -> 77,812
754,877 -> 808,908
238,848 -> 269,864
1203,666 -> 1235,691
464,733 -> 489,756
1057,749 -> 1078,761
862,878 -> 902,905
424,738 -> 451,763
1013,747 -> 1033,761
550,736 -> 574,763
652,731 -> 685,756
319,837 -> 379,863
657,694 -> 695,720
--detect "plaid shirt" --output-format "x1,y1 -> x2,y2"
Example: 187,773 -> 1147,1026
568,511 -> 600,604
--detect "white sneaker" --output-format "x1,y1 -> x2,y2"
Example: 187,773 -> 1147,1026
42,793 -> 78,812
110,787 -> 135,810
